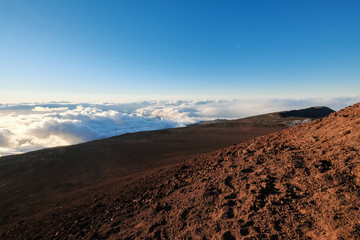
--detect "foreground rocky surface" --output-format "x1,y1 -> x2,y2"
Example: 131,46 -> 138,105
3,104 -> 360,239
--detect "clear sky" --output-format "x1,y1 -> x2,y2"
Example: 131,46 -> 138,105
0,0 -> 359,102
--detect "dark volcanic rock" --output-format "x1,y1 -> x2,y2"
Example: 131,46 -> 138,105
278,106 -> 334,118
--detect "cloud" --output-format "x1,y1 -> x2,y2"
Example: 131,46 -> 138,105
32,106 -> 69,112
0,105 -> 184,157
0,129 -> 12,147
0,97 -> 358,157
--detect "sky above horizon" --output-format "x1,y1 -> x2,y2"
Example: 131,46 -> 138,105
1,0 -> 359,102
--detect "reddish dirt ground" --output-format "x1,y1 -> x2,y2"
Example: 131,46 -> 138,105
2,106 -> 351,239
0,107 -> 333,235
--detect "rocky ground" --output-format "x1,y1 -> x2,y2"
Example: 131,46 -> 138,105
3,104 -> 359,239
1,107 -> 333,235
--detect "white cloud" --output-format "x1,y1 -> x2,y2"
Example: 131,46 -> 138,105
0,129 -> 12,147
32,106 -> 69,112
0,97 -> 358,157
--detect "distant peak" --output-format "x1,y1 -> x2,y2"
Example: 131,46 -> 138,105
278,106 -> 335,118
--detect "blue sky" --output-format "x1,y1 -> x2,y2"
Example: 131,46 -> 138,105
0,0 -> 359,102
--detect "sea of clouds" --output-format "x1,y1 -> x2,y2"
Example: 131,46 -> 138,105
0,97 -> 359,157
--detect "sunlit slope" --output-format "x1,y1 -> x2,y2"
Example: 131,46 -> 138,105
0,106 -> 333,232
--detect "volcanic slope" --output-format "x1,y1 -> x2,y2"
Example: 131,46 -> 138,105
3,104 -> 360,239
0,106 -> 333,232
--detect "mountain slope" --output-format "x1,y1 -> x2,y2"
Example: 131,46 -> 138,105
3,104 -> 357,239
0,106 -> 334,232
114,103 -> 358,240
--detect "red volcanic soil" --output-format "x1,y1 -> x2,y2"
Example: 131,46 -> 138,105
0,107 -> 333,234
4,105 -> 357,239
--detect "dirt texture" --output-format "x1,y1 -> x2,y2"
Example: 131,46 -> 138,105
4,104 -> 359,239
0,107 -> 333,233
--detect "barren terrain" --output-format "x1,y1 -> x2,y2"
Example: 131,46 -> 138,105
0,106 -> 342,239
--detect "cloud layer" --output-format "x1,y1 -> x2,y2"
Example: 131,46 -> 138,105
0,97 -> 359,157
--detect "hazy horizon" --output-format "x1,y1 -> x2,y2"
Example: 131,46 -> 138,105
0,96 -> 359,157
